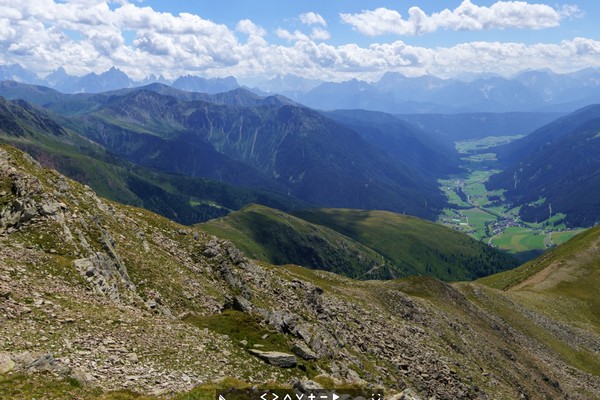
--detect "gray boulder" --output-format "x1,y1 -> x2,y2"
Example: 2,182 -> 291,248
292,343 -> 318,360
248,349 -> 297,368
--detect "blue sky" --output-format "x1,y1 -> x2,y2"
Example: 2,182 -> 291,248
144,0 -> 599,47
1,0 -> 599,82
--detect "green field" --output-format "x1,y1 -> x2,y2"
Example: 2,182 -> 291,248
455,135 -> 525,153
491,226 -> 545,250
463,208 -> 495,235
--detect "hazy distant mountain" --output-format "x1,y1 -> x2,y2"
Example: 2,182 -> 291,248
0,63 -> 42,84
62,67 -> 133,93
252,74 -> 323,98
3,62 -> 600,113
514,68 -> 600,104
137,73 -> 170,86
172,75 -> 239,94
299,79 -> 397,112
44,67 -> 74,90
38,66 -> 135,94
1,64 -> 241,95
488,104 -> 600,226
296,69 -> 600,113
375,72 -> 449,102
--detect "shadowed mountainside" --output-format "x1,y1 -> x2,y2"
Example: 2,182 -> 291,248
488,104 -> 600,226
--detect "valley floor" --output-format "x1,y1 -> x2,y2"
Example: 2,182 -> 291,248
438,136 -> 584,261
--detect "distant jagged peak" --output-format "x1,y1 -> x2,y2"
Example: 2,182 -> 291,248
45,66 -> 68,79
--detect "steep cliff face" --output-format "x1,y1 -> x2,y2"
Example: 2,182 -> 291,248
1,144 -> 599,399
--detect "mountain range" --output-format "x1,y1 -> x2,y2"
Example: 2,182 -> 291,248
0,64 -> 240,95
0,94 -> 312,225
292,69 -> 600,113
3,63 -> 600,113
0,81 -> 452,220
5,76 -> 600,232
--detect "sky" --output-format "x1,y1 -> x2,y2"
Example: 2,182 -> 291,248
0,0 -> 599,83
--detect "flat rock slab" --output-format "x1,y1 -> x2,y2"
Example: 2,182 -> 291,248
248,349 -> 297,368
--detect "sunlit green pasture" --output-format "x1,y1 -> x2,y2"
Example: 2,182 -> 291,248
455,135 -> 525,153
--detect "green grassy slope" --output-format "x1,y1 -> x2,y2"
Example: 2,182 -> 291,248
294,208 -> 519,281
200,204 -> 393,279
471,226 -> 600,378
203,205 -> 519,281
477,225 -> 600,292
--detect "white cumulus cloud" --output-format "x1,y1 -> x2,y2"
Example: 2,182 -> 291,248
236,19 -> 266,37
340,1 -> 581,36
310,28 -> 331,41
0,0 -> 597,82
276,28 -> 310,42
299,12 -> 327,26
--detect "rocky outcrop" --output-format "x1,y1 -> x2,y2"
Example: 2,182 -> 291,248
0,150 -> 60,233
390,388 -> 423,400
74,253 -> 134,302
0,352 -> 70,376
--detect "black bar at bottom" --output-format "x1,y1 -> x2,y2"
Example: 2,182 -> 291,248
216,389 -> 384,400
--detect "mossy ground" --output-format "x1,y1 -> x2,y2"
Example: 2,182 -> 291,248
185,310 -> 291,353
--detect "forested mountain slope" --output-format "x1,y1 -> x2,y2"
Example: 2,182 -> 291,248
488,105 -> 600,226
